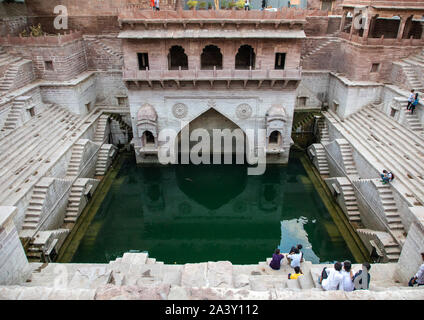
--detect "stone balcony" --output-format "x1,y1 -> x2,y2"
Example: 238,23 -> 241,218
123,67 -> 302,89
339,32 -> 424,46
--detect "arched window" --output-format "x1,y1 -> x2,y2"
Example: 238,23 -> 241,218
201,45 -> 223,70
168,45 -> 188,70
143,131 -> 155,146
269,131 -> 281,145
235,45 -> 255,70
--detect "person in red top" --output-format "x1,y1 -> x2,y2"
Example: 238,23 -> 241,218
150,0 -> 155,10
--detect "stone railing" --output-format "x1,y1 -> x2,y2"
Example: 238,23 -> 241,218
341,0 -> 424,7
0,30 -> 83,46
123,67 -> 302,81
339,32 -> 424,46
118,8 -> 308,22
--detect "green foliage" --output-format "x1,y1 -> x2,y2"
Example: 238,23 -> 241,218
187,0 -> 198,8
235,0 -> 245,9
228,1 -> 236,8
199,1 -> 207,8
220,0 -> 227,8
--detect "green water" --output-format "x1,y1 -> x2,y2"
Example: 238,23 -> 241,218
70,152 -> 355,264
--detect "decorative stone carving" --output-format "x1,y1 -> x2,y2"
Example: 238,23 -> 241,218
236,103 -> 252,119
172,103 -> 188,119
265,104 -> 287,153
136,103 -> 158,148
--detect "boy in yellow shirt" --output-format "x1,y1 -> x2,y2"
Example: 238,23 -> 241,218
288,266 -> 303,279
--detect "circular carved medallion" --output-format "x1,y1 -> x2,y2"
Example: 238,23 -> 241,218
172,103 -> 188,119
236,103 -> 252,120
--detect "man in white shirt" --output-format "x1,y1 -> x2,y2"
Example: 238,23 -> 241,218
320,262 -> 344,291
409,252 -> 424,287
407,89 -> 415,110
341,260 -> 355,292
287,248 -> 302,269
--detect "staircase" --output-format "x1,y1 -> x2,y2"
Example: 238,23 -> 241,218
64,182 -> 85,224
14,252 -> 420,300
0,62 -> 20,94
402,63 -> 424,91
404,112 -> 424,134
1,99 -> 24,130
356,229 -> 401,262
65,141 -> 85,178
338,140 -> 359,176
95,144 -> 117,176
301,39 -> 339,62
314,144 -> 329,175
324,106 -> 424,205
317,117 -> 330,144
374,181 -> 405,235
339,178 -> 361,222
21,183 -> 49,230
93,115 -> 110,144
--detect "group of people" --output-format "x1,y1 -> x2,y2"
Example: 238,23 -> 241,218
407,89 -> 420,114
150,0 -> 160,11
380,169 -> 394,184
318,261 -> 371,291
269,245 -> 372,291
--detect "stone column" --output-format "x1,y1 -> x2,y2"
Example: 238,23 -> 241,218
340,10 -> 348,32
397,16 -> 408,41
362,14 -> 376,40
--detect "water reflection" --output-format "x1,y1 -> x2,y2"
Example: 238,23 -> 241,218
71,153 -> 355,264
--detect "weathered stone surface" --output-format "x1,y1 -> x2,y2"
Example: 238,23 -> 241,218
94,284 -> 170,300
68,267 -> 112,289
0,286 -> 24,300
181,263 -> 207,288
207,261 -> 233,288
233,274 -> 250,288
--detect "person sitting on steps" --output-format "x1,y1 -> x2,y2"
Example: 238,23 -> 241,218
408,252 -> 424,287
269,248 -> 284,270
341,260 -> 355,292
287,247 -> 303,273
353,262 -> 371,290
318,261 -> 344,291
289,244 -> 304,262
380,170 -> 394,184
288,266 -> 303,280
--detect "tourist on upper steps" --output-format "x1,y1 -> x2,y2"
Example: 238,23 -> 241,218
411,93 -> 419,115
154,0 -> 160,11
319,261 -> 344,291
407,89 -> 415,111
408,252 -> 424,287
288,266 -> 304,280
341,260 -> 355,292
269,248 -> 285,270
244,0 -> 250,10
380,170 -> 393,184
353,262 -> 371,290
287,247 -> 303,271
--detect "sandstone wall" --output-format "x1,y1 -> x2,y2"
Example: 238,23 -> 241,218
0,207 -> 29,285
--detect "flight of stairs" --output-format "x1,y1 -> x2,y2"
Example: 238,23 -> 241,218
301,39 -> 339,62
93,115 -> 110,144
65,141 -> 85,178
0,62 -> 20,94
64,182 -> 85,224
11,252 -> 419,300
338,140 -> 359,176
21,183 -> 49,231
404,112 -> 424,134
314,144 -> 329,175
317,118 -> 330,144
374,181 -> 405,234
95,144 -> 117,176
324,106 -> 424,205
339,178 -> 361,223
402,63 -> 424,91
1,99 -> 24,131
